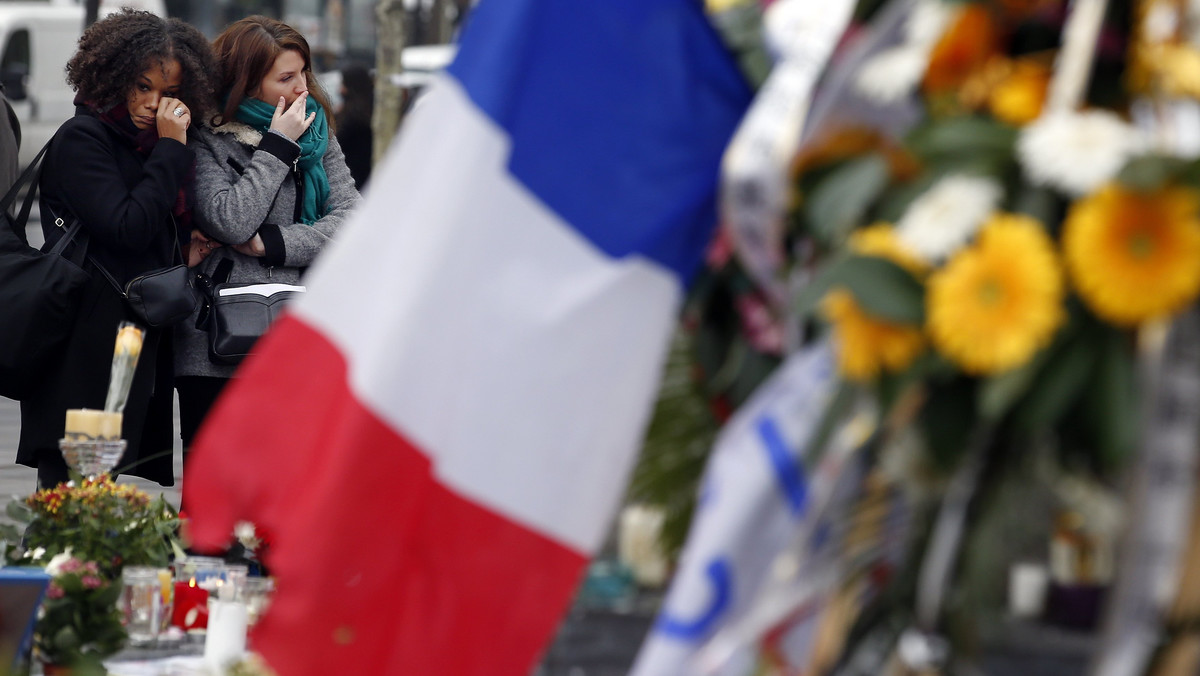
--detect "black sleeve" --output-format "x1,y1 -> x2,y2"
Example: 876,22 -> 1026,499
257,131 -> 301,166
42,117 -> 193,254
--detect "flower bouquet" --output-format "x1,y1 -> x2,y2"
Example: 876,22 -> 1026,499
34,553 -> 127,676
2,476 -> 182,579
630,0 -> 1200,670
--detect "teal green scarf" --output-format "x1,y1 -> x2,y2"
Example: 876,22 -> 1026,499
234,96 -> 330,225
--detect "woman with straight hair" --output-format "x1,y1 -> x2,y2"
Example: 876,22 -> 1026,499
19,9 -> 218,488
176,16 -> 359,453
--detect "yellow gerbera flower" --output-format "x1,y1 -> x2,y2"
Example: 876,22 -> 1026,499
822,288 -> 926,381
1063,184 -> 1200,326
927,213 -> 1064,374
850,223 -> 931,276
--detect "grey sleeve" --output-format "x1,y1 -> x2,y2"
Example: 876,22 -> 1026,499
193,131 -> 293,246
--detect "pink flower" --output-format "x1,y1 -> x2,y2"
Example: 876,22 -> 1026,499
735,292 -> 785,355
81,575 -> 103,589
60,558 -> 83,574
46,583 -> 64,599
84,562 -> 100,575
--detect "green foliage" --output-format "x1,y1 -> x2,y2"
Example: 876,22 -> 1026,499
629,330 -> 723,560
35,557 -> 128,668
905,115 -> 1018,175
804,154 -> 892,245
4,476 -> 180,579
795,255 -> 925,324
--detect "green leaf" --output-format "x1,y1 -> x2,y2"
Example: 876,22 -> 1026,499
1014,337 -> 1098,432
920,376 -> 978,471
53,625 -> 80,652
1085,330 -> 1137,470
1117,154 -> 1190,191
1009,183 -> 1063,230
795,255 -> 925,324
906,116 -> 1018,164
978,352 -> 1046,422
804,154 -> 891,245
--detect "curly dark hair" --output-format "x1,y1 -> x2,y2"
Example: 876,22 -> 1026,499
65,9 -> 217,117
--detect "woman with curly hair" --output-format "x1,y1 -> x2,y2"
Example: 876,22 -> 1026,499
18,9 -> 219,488
173,16 -> 359,453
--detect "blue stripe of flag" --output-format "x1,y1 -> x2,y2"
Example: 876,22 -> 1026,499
447,0 -> 751,284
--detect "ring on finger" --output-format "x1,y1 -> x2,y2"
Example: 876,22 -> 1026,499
173,106 -> 186,118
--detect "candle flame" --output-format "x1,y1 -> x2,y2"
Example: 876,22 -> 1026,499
189,577 -> 196,588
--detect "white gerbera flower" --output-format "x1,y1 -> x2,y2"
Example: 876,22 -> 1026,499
897,175 -> 1003,261
907,0 -> 955,45
1018,110 -> 1146,196
44,548 -> 73,577
30,547 -> 46,561
854,0 -> 954,104
855,47 -> 929,104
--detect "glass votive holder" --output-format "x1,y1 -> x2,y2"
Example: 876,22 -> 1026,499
59,438 -> 126,478
171,557 -> 224,636
222,564 -> 249,599
241,577 -> 276,628
121,566 -> 163,647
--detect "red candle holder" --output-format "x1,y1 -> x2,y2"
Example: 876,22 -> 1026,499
171,578 -> 210,631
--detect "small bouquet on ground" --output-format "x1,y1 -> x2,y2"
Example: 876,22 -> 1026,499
34,552 -> 127,675
2,476 -> 182,579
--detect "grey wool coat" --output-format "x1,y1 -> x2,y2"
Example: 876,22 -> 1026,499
175,118 -> 361,378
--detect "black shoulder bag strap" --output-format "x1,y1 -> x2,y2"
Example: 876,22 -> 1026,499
2,141 -> 85,256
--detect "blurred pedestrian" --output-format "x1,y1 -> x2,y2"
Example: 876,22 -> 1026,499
336,63 -> 374,191
175,15 -> 360,454
19,9 -> 218,488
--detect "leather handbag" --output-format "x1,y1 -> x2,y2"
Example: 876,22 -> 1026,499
198,259 -> 305,365
87,216 -> 199,328
0,143 -> 90,400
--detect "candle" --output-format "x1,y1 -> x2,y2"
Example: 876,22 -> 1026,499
64,408 -> 122,441
172,578 -> 209,631
204,584 -> 248,671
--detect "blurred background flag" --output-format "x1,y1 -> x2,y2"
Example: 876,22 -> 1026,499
182,0 -> 751,674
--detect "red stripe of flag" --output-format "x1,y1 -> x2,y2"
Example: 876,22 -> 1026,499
185,317 -> 588,674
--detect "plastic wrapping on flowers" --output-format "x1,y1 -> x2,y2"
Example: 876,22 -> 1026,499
630,0 -> 1200,668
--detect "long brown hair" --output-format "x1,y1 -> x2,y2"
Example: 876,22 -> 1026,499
210,15 -> 335,131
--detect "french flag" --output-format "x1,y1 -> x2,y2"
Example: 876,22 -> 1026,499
183,0 -> 750,673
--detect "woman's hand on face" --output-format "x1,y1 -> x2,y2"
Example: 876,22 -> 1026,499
187,229 -> 221,267
233,233 -> 266,258
269,92 -> 315,141
157,97 -> 190,144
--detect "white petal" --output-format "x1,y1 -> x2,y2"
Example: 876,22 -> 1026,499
855,47 -> 928,104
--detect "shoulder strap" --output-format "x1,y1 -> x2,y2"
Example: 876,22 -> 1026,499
2,141 -> 49,245
211,258 -> 233,285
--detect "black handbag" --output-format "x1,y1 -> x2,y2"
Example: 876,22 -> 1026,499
0,143 -> 90,401
86,216 -> 199,328
198,259 -> 305,365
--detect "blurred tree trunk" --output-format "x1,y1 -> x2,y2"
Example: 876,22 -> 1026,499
84,0 -> 100,28
372,0 -> 407,165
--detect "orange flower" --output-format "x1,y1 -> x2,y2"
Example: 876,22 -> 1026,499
989,58 -> 1051,125
923,4 -> 999,95
1063,184 -> 1200,325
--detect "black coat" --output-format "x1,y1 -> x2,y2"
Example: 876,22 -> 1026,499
17,110 -> 193,486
